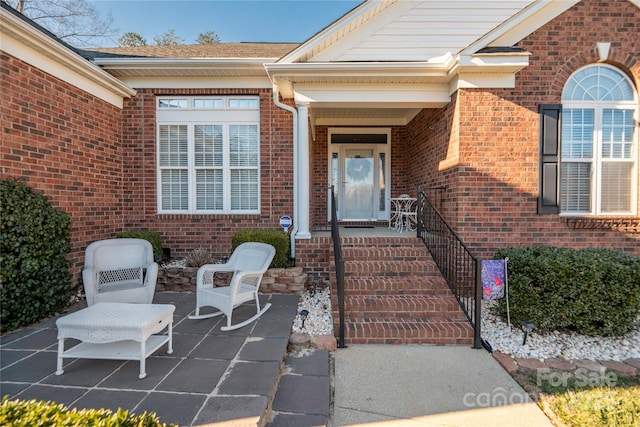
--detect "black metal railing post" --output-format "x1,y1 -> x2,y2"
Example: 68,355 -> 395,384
417,186 -> 483,349
474,259 -> 483,349
330,186 -> 346,348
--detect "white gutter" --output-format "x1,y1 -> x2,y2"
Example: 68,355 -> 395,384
272,83 -> 299,260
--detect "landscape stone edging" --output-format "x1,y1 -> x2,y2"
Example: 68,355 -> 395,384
156,265 -> 308,294
493,351 -> 639,378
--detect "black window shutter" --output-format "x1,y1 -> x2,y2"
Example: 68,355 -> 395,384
538,104 -> 561,214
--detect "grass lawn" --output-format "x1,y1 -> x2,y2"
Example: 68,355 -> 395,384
514,370 -> 640,427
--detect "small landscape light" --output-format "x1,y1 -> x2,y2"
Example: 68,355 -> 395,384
521,321 -> 535,345
299,309 -> 309,328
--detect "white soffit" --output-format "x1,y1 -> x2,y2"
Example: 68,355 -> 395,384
0,7 -> 135,107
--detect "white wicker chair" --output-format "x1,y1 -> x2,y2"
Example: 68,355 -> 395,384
189,242 -> 276,331
82,238 -> 158,306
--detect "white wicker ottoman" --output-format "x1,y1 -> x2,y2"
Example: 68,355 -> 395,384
56,303 -> 174,379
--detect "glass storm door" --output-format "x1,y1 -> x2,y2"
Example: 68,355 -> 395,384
342,148 -> 375,220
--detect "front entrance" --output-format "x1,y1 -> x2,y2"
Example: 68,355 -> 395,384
328,129 -> 390,222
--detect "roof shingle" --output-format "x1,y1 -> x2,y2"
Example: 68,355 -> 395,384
87,43 -> 300,59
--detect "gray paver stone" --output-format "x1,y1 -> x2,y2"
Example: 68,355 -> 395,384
239,337 -> 288,362
194,395 -> 267,427
286,350 -> 329,376
218,361 -> 281,396
137,391 -> 206,427
271,375 -> 330,415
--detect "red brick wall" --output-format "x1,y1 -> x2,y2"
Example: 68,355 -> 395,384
407,0 -> 640,258
119,88 -> 295,259
1,52 -> 124,286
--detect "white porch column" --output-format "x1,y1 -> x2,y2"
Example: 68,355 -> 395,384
295,101 -> 311,239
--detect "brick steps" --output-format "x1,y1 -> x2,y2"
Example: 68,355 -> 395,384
341,246 -> 432,262
334,318 -> 474,345
343,295 -> 466,319
339,276 -> 453,296
344,260 -> 440,277
331,236 -> 475,345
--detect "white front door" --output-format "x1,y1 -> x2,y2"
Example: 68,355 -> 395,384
328,129 -> 390,222
343,148 -> 375,220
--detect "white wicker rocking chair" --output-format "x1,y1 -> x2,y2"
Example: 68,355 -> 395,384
189,242 -> 276,331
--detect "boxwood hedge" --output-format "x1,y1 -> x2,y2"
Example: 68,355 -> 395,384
0,179 -> 73,333
493,246 -> 640,336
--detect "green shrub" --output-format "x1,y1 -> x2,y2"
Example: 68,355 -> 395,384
116,230 -> 163,258
0,179 -> 73,333
231,229 -> 293,268
0,397 -> 177,426
493,246 -> 640,336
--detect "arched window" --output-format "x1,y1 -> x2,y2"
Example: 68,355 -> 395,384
560,65 -> 638,215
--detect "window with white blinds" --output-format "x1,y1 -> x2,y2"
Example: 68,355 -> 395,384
156,96 -> 260,214
560,65 -> 638,216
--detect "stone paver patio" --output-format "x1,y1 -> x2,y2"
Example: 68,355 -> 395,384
0,292 -> 330,426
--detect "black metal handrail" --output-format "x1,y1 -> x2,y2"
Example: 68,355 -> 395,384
416,187 -> 482,349
330,185 -> 346,348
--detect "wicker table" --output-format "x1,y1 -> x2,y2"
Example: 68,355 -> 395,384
56,302 -> 174,379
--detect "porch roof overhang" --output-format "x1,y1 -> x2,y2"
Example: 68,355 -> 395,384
266,52 -> 529,127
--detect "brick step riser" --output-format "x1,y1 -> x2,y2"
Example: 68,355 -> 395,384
341,298 -> 464,313
329,276 -> 451,293
338,237 -> 425,246
339,311 -> 467,320
340,337 -> 474,345
336,289 -> 455,297
332,322 -> 474,346
341,249 -> 432,262
343,262 -> 441,276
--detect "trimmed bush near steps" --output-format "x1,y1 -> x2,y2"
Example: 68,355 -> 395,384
0,397 -> 176,426
232,229 -> 293,268
493,246 -> 640,337
0,179 -> 73,333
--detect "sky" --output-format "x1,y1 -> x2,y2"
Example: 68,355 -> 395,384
91,0 -> 363,47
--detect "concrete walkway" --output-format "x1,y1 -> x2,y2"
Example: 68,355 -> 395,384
332,345 -> 553,426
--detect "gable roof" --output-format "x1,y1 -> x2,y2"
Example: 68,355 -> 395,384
278,0 -> 537,64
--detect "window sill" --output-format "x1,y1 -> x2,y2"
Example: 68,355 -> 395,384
565,217 -> 640,232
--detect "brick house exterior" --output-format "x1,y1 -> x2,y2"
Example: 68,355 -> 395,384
2,0 -> 639,291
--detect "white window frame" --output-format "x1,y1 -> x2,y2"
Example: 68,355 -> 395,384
560,65 -> 638,216
156,96 -> 260,214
